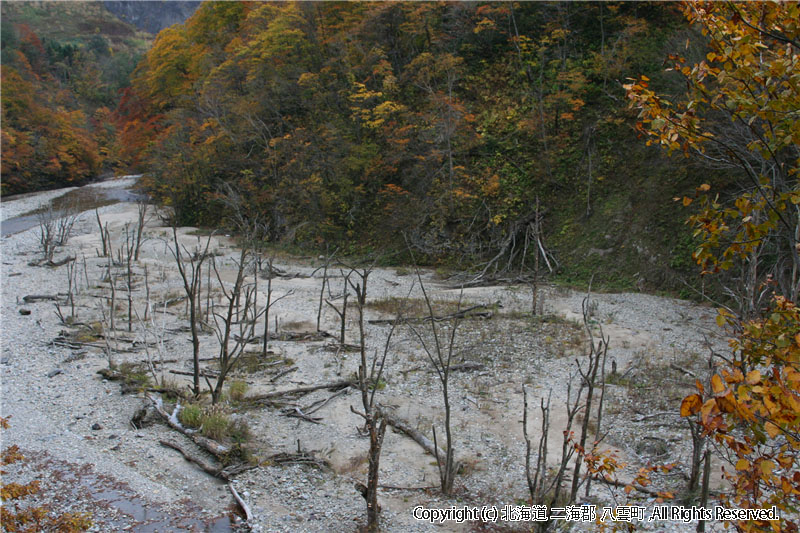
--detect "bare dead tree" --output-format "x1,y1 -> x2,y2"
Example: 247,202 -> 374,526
65,256 -> 77,320
570,293 -> 610,502
208,249 -> 261,404
522,373 -> 584,533
346,265 -> 395,531
95,208 -> 110,258
406,270 -> 461,495
326,270 -> 351,346
37,208 -> 57,263
316,246 -> 338,332
123,225 -> 136,332
529,197 -> 543,316
134,199 -> 150,261
54,202 -> 79,246
170,226 -> 213,396
106,252 -> 117,332
523,386 -> 551,504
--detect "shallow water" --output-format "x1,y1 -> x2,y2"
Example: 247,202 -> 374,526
0,182 -> 145,237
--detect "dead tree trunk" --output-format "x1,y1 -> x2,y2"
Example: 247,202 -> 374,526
171,227 -> 213,397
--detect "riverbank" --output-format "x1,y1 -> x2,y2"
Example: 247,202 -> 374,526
1,186 -> 728,532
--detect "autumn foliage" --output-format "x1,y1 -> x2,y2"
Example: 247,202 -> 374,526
1,417 -> 92,532
116,2 -> 685,262
628,2 -> 800,530
1,7 -> 147,195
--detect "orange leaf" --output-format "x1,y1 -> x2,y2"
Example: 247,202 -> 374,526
765,422 -> 781,438
745,369 -> 761,385
711,374 -> 725,395
681,394 -> 703,417
716,390 -> 737,413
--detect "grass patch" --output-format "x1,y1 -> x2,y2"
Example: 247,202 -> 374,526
199,405 -> 230,441
228,380 -> 248,402
178,404 -> 203,429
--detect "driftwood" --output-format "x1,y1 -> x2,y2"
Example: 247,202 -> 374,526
283,406 -> 323,424
29,256 -> 76,268
368,303 -> 498,325
266,451 -> 330,469
160,439 -> 221,477
245,380 -> 354,403
269,366 -> 297,383
592,475 -> 667,498
23,294 -> 62,302
401,361 -> 485,376
169,369 -> 219,379
143,357 -> 216,366
158,439 -> 254,524
229,483 -> 253,523
378,407 -> 452,467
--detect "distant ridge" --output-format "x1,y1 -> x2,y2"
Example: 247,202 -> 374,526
103,1 -> 200,35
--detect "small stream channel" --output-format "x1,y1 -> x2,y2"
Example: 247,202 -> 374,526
1,180 -> 146,237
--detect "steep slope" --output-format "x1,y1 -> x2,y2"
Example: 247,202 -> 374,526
1,2 -> 152,195
115,2 -> 710,291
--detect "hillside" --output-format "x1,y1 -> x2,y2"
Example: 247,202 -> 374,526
113,2 -> 711,292
0,2 -> 155,195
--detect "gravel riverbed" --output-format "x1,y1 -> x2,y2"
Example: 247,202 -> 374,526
1,185 -> 733,532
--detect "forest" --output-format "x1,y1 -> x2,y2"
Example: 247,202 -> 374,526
5,1 -> 708,290
1,2 -> 799,532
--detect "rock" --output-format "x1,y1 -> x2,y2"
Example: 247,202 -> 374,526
91,423 -> 103,431
47,369 -> 63,378
19,308 -> 31,315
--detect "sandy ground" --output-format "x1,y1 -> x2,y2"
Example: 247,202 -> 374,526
1,186 -> 731,532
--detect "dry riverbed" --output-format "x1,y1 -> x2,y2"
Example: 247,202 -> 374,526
1,189 -> 729,532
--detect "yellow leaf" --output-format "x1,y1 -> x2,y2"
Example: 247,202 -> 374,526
698,183 -> 711,191
736,458 -> 750,471
765,421 -> 781,438
681,393 -> 703,417
711,374 -> 725,394
682,197 -> 693,206
761,460 -> 775,476
745,369 -> 761,385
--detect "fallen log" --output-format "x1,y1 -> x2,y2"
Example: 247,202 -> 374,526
377,407 -> 451,466
401,361 -> 485,376
160,439 -> 221,478
266,451 -> 330,470
368,303 -> 498,325
45,256 -> 76,267
269,366 -> 297,383
158,439 -> 254,524
23,294 -> 62,303
283,406 -> 322,424
229,483 -> 253,523
245,379 -> 354,403
169,369 -> 219,379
